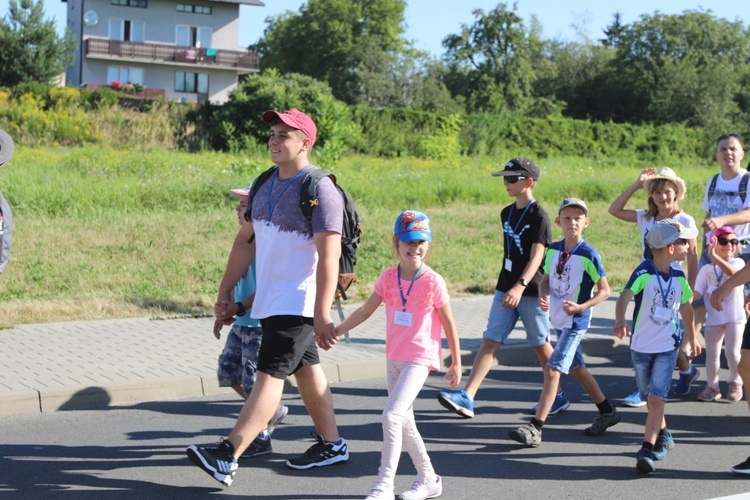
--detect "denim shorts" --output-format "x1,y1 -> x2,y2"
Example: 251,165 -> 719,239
631,349 -> 679,401
217,324 -> 263,396
483,290 -> 549,346
547,328 -> 585,374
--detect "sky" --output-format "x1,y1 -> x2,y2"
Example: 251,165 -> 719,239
1,0 -> 748,57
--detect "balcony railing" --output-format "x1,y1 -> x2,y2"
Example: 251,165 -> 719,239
85,38 -> 259,72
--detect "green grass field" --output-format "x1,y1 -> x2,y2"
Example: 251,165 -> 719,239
0,146 -> 714,326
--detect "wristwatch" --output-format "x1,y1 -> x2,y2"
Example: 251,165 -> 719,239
517,278 -> 529,288
235,301 -> 246,317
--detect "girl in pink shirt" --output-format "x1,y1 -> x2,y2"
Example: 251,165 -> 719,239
326,210 -> 461,500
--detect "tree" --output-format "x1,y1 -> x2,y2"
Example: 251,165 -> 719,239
0,0 -> 76,87
599,9 -> 750,129
255,0 -> 407,104
441,2 -> 542,114
600,12 -> 625,48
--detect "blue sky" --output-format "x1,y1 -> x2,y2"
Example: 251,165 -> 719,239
1,0 -> 747,57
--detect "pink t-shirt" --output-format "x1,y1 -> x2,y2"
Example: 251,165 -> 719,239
374,266 -> 450,370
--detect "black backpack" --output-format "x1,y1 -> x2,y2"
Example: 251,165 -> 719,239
247,166 -> 362,299
707,171 -> 750,206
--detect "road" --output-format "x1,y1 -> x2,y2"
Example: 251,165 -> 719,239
2,351 -> 750,499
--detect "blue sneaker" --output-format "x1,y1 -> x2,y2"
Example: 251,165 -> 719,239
636,447 -> 656,473
622,388 -> 646,408
437,389 -> 474,418
652,430 -> 674,461
673,365 -> 700,396
531,391 -> 570,415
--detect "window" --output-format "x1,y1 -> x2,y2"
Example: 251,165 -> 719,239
111,0 -> 147,8
176,25 -> 211,48
176,4 -> 212,14
175,71 -> 208,94
108,66 -> 144,85
109,19 -> 145,42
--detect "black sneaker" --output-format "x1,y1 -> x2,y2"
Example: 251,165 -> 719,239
285,431 -> 349,469
186,439 -> 238,486
636,447 -> 656,474
732,456 -> 750,475
241,434 -> 272,458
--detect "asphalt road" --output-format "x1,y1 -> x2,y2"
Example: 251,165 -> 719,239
2,351 -> 750,499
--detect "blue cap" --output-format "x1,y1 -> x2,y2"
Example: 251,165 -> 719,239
394,210 -> 432,242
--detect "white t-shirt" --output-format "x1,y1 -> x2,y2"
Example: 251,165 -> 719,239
702,171 -> 750,251
694,257 -> 746,326
636,210 -> 696,271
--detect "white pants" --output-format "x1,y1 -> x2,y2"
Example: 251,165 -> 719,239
704,322 -> 744,389
376,360 -> 436,489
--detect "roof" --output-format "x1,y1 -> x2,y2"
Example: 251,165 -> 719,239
206,0 -> 264,5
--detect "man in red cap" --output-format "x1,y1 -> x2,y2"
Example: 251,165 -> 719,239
187,109 -> 348,487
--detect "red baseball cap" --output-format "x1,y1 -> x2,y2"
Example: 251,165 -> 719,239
262,108 -> 317,147
711,226 -> 735,240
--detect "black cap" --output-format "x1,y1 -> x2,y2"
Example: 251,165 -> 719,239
492,157 -> 540,180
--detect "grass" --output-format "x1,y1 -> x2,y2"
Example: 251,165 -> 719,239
0,145 -> 712,327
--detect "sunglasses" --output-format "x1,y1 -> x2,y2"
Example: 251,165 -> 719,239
556,250 -> 570,276
672,239 -> 688,246
717,237 -> 740,246
717,133 -> 740,143
504,176 -> 527,184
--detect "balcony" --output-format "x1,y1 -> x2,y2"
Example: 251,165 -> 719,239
85,38 -> 259,73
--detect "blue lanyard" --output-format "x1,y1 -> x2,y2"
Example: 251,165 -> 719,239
651,261 -> 673,307
266,163 -> 311,223
713,265 -> 724,284
505,199 -> 534,252
397,262 -> 423,312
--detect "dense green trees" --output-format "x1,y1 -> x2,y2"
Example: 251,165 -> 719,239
0,0 -> 75,87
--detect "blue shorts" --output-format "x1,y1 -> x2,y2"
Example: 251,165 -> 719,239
631,349 -> 679,401
217,324 -> 263,396
547,328 -> 585,374
483,290 -> 549,346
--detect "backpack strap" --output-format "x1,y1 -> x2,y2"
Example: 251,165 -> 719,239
740,172 -> 750,203
707,173 -> 719,201
299,168 -> 336,224
245,166 -> 278,222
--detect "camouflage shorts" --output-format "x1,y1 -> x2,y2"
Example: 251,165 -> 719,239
217,324 -> 263,396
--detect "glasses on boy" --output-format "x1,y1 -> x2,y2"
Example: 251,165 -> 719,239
672,239 -> 688,247
504,176 -> 527,184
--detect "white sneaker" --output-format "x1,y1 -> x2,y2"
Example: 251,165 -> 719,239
365,482 -> 393,499
399,475 -> 442,500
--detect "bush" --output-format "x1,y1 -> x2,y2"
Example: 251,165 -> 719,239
13,82 -> 54,108
83,87 -> 120,110
211,69 -> 359,165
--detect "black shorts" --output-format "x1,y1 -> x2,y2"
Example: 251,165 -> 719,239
258,315 -> 319,379
742,321 -> 750,351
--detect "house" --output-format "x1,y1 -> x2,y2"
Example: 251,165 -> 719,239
63,0 -> 263,104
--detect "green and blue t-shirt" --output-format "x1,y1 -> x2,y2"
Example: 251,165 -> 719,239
543,240 -> 605,330
623,260 -> 692,354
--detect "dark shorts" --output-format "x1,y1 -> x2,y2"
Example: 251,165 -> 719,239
742,321 -> 750,351
258,315 -> 319,379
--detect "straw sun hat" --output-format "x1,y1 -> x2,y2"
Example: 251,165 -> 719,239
643,167 -> 687,200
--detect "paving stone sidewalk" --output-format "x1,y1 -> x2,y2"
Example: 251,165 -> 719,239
0,295 -> 627,416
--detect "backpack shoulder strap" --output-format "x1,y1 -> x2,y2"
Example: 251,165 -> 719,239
740,172 -> 750,203
300,168 -> 336,224
707,173 -> 719,199
245,166 -> 278,221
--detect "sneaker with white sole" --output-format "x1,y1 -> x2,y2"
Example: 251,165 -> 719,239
531,391 -> 570,415
285,431 -> 349,469
399,475 -> 442,500
437,389 -> 474,418
728,382 -> 743,402
186,439 -> 238,486
509,423 -> 542,448
732,456 -> 750,474
267,404 -> 288,436
621,388 -> 646,407
673,365 -> 700,396
697,385 -> 721,402
240,434 -> 272,458
366,482 -> 394,499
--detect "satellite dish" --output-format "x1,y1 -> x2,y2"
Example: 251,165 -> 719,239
83,10 -> 99,27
